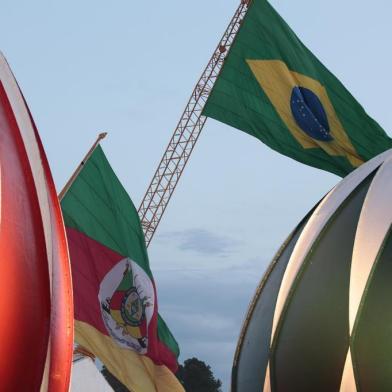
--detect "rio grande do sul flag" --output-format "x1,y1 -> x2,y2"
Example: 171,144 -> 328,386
203,0 -> 392,177
61,145 -> 183,392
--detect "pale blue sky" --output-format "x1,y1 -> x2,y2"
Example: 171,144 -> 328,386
2,1 -> 392,390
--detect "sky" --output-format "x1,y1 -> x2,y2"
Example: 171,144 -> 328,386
2,0 -> 392,390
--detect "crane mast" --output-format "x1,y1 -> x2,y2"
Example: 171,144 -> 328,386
138,0 -> 251,246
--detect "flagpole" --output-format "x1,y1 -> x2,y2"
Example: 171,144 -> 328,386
58,132 -> 107,201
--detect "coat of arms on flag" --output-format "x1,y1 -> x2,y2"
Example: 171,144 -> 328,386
99,258 -> 154,354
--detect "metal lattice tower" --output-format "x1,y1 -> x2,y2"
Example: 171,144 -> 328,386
138,0 -> 251,246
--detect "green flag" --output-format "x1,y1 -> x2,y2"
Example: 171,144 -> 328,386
203,0 -> 392,177
61,145 -> 184,392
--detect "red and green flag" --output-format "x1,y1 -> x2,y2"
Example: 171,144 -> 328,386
203,0 -> 392,177
61,145 -> 184,392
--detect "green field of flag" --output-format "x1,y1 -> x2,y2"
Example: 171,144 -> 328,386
203,0 -> 392,177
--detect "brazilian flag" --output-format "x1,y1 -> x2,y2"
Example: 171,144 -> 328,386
203,0 -> 392,177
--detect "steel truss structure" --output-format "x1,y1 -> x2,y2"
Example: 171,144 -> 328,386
138,0 -> 251,246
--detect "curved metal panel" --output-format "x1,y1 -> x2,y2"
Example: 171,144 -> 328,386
271,148 -> 392,343
270,175 -> 373,391
232,214 -> 311,392
351,228 -> 392,389
349,155 -> 392,332
0,54 -> 51,391
0,52 -> 73,391
232,149 -> 392,392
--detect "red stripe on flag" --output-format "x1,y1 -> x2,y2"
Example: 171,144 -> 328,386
109,290 -> 124,310
66,227 -> 124,336
157,340 -> 179,373
149,281 -> 179,373
67,227 -> 178,372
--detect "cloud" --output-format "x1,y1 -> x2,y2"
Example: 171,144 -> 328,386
153,261 -> 269,391
168,311 -> 237,336
158,228 -> 242,257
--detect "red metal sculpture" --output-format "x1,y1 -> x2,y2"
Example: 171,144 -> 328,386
0,52 -> 73,391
